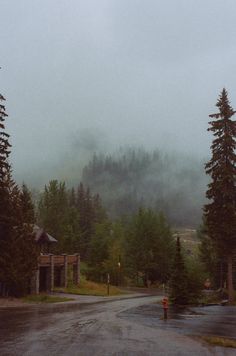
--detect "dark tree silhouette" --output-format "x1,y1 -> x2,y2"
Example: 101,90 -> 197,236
0,93 -> 12,237
0,93 -> 37,296
20,183 -> 35,224
169,236 -> 189,305
205,88 -> 236,303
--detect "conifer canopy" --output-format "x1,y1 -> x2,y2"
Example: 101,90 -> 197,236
204,88 -> 236,302
205,88 -> 236,254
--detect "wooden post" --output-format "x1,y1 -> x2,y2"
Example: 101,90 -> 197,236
73,254 -> 80,286
50,254 -> 54,293
227,254 -> 234,304
35,269 -> 40,295
30,269 -> 39,295
62,254 -> 68,288
107,273 -> 110,296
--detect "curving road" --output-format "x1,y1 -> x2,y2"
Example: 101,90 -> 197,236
0,294 -> 234,356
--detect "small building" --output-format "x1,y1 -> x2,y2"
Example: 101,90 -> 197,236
31,226 -> 80,294
34,225 -> 58,254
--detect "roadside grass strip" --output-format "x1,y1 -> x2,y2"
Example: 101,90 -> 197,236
199,335 -> 236,348
54,279 -> 124,297
22,294 -> 74,303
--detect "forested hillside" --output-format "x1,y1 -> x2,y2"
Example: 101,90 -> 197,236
82,148 -> 207,227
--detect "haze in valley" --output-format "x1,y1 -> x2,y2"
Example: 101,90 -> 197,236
1,0 -> 236,224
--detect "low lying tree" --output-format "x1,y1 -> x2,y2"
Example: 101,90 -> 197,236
169,236 -> 189,305
125,208 -> 174,285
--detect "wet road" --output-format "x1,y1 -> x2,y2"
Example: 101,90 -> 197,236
0,295 -> 235,356
121,303 -> 236,339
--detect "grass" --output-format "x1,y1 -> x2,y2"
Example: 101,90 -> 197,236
199,335 -> 236,348
54,276 -> 124,297
199,289 -> 236,306
231,291 -> 236,306
198,293 -> 221,306
22,294 -> 74,304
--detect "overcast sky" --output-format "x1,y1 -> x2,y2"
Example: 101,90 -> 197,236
2,0 -> 236,182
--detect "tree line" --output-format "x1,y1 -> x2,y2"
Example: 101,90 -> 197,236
33,89 -> 236,303
36,180 -> 175,286
82,147 -> 207,227
37,181 -> 205,304
0,89 -> 182,297
1,86 -> 236,304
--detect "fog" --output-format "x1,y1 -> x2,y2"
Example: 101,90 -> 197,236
81,147 -> 208,227
2,1 -> 236,188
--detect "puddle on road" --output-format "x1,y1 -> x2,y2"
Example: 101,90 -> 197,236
119,303 -> 236,339
73,319 -> 96,330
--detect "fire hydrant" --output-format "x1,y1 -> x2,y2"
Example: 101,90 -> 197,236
162,296 -> 168,320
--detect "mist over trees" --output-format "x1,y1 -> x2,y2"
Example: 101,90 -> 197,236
0,87 -> 206,295
16,143 -> 208,228
0,86 -> 224,302
82,147 -> 207,227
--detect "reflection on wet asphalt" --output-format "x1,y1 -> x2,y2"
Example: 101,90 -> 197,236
0,296 -> 235,356
120,304 -> 236,339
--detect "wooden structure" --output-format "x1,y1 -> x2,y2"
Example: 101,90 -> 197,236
31,253 -> 80,294
34,225 -> 58,254
31,226 -> 80,294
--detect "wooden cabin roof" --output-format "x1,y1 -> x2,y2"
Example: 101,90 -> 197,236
33,225 -> 58,244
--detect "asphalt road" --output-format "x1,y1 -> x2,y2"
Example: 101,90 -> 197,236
0,295 -> 235,356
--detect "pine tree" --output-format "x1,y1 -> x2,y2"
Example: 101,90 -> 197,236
21,183 -> 35,224
93,193 -> 107,223
1,184 -> 37,296
76,183 -> 95,259
169,236 -> 189,305
204,88 -> 236,303
0,94 -> 37,296
0,93 -> 12,238
198,223 -> 223,288
125,208 -> 174,285
38,180 -> 71,252
69,187 -> 76,207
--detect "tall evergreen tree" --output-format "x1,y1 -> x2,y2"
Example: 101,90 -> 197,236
38,180 -> 70,252
125,208 -> 174,285
21,183 -> 35,224
0,94 -> 37,296
169,236 -> 189,305
204,88 -> 236,303
198,223 -> 224,288
0,93 -> 12,237
76,183 -> 95,259
1,184 -> 37,296
69,187 -> 76,207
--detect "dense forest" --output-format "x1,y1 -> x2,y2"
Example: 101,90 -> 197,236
0,87 -> 226,302
36,179 -> 176,287
36,179 -> 208,302
82,148 -> 207,227
0,89 -> 209,297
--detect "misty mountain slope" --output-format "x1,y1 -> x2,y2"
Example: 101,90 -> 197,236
82,148 -> 208,227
